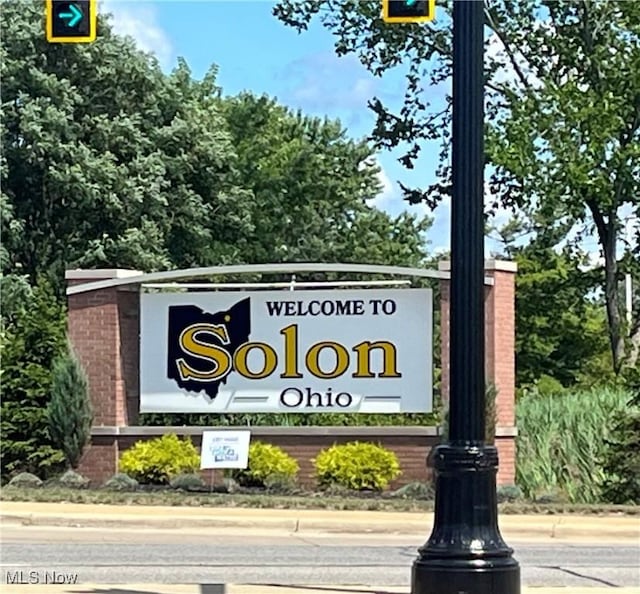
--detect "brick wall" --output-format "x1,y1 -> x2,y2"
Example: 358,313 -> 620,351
439,260 -> 518,481
66,264 -> 518,488
87,427 -> 516,489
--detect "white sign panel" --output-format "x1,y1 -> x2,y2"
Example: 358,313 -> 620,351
200,430 -> 251,469
140,288 -> 432,413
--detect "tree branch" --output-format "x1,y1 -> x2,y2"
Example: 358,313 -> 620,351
484,3 -> 535,93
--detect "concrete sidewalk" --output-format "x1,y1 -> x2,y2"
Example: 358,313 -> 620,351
4,585 -> 640,594
1,501 -> 639,542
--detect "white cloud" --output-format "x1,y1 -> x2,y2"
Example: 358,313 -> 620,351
361,157 -> 396,210
280,52 -> 385,113
100,1 -> 174,69
374,163 -> 395,207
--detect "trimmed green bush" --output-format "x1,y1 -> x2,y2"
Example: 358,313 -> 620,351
103,473 -> 138,491
170,473 -> 206,491
47,346 -> 93,469
7,472 -> 42,488
516,386 -> 630,503
228,441 -> 299,488
55,470 -> 90,489
119,434 -> 200,484
313,441 -> 401,491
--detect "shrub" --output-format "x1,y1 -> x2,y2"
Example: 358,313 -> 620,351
228,441 -> 299,488
47,346 -> 93,469
170,473 -> 206,491
496,485 -> 523,503
55,470 -> 90,489
601,370 -> 640,504
7,472 -> 43,488
103,473 -> 138,491
119,434 -> 200,484
313,441 -> 401,491
389,481 -> 434,500
516,386 -> 630,503
1,276 -> 67,479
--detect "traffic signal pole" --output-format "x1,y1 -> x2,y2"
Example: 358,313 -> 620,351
411,1 -> 521,592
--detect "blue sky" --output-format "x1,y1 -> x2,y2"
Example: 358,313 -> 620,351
99,0 -> 499,255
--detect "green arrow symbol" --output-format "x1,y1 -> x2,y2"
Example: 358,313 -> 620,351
59,4 -> 82,27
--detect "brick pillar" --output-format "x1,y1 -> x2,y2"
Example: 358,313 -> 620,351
65,269 -> 141,484
438,259 -> 518,485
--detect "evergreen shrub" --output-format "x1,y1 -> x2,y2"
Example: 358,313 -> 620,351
47,346 -> 93,469
170,473 -> 206,491
103,473 -> 138,491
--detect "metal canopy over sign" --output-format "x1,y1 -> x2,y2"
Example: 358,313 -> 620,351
140,288 -> 433,414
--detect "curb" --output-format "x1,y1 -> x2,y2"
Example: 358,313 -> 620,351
2,507 -> 639,541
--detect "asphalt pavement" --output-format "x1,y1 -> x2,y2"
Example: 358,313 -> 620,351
1,524 -> 639,589
1,501 -> 638,593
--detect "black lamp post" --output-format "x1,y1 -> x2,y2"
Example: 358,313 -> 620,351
411,1 -> 521,593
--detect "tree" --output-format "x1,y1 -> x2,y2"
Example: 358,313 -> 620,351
220,93 -> 432,266
1,4 -> 254,292
1,4 -> 431,296
492,218 -> 612,389
273,0 -> 640,373
0,276 -> 67,478
1,3 -> 435,455
48,347 -> 93,469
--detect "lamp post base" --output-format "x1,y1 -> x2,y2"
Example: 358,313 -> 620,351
411,444 -> 521,594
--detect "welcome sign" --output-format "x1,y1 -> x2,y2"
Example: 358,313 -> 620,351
140,288 -> 433,413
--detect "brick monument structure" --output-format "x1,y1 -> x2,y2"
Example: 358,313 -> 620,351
66,261 -> 518,486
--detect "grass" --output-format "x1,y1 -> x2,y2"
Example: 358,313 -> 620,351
516,386 -> 632,504
1,485 -> 638,516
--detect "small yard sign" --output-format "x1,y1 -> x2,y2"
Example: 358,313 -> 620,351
200,430 -> 251,470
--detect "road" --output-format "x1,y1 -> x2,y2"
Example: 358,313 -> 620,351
1,525 -> 638,588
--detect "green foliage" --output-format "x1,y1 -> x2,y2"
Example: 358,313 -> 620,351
47,347 -> 93,469
496,485 -> 524,504
229,441 -> 299,489
274,0 -> 640,374
516,387 -> 631,503
221,93 -> 433,267
601,370 -> 640,504
170,473 -> 206,492
0,276 -> 67,479
55,470 -> 90,489
102,473 -> 139,492
140,411 -> 441,428
119,434 -> 200,484
7,472 -> 43,488
389,481 -> 434,501
313,441 -> 401,491
495,234 -> 613,390
0,2 -> 433,485
1,4 -> 254,282
1,4 -> 431,293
